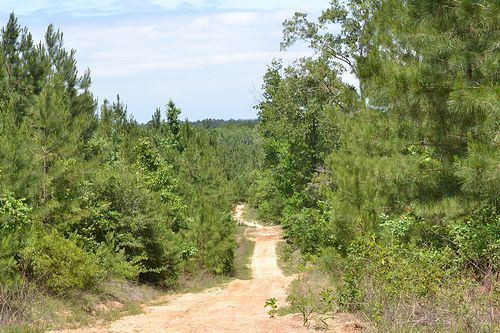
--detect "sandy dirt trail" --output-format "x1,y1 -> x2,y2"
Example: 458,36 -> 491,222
54,204 -> 358,333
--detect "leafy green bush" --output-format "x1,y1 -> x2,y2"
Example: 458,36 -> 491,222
20,230 -> 103,294
0,235 -> 23,285
449,206 -> 500,272
248,170 -> 284,223
188,212 -> 236,276
0,191 -> 33,285
59,163 -> 183,286
338,238 -> 456,308
95,234 -> 142,280
286,273 -> 337,328
0,192 -> 32,234
282,206 -> 333,255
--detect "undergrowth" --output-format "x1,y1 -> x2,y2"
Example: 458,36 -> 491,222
234,225 -> 256,280
275,241 -> 303,276
0,279 -> 161,332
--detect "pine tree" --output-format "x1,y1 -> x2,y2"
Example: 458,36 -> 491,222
151,107 -> 162,131
166,99 -> 181,139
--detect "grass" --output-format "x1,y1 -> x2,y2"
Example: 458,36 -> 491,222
0,279 -> 163,332
174,271 -> 233,294
2,208 -> 260,332
240,205 -> 258,223
234,225 -> 256,280
0,325 -> 43,333
276,241 -> 303,276
240,204 -> 274,226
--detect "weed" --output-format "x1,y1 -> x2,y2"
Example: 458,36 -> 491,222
264,297 -> 278,318
0,282 -> 36,328
275,241 -> 303,276
234,225 -> 256,280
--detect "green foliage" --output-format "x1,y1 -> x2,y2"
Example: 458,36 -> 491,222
0,192 -> 32,285
253,0 -> 499,330
281,206 -> 332,255
0,192 -> 32,234
0,13 -> 262,306
456,140 -> 500,205
95,234 -> 142,280
286,275 -> 337,328
0,235 -> 22,285
449,206 -> 500,272
187,212 -> 236,275
0,11 -> 263,329
264,297 -> 278,318
21,230 -> 103,294
166,99 -> 181,141
135,138 -> 187,232
248,170 -> 284,222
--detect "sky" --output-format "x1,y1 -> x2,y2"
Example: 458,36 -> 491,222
0,0 -> 330,122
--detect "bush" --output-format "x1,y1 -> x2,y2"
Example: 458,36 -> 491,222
0,234 -> 23,285
282,206 -> 333,255
0,192 -> 32,234
248,170 -> 284,223
0,191 -> 34,286
186,210 -> 235,276
286,273 -> 337,328
336,239 -> 456,310
20,230 -> 103,294
449,206 -> 500,273
95,236 -> 142,280
318,237 -> 498,330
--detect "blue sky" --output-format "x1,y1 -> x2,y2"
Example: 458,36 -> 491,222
0,0 -> 329,122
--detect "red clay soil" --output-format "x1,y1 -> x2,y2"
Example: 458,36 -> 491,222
52,204 -> 362,333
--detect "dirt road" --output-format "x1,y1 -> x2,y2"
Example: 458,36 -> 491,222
54,204 -> 358,332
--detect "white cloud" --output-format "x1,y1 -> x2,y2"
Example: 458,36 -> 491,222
0,1 -> 326,121
63,9 -> 305,78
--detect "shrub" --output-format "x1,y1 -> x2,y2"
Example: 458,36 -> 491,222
449,206 -> 500,273
0,191 -> 33,285
20,230 -> 103,294
95,236 -> 142,280
282,206 -> 333,255
286,272 -> 337,328
248,170 -> 284,223
0,192 -> 32,234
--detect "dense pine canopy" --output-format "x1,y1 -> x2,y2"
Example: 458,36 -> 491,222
0,13 -> 259,296
250,0 -> 499,330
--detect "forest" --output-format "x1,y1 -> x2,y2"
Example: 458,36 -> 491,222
249,0 -> 499,331
0,12 -> 260,329
0,0 -> 499,332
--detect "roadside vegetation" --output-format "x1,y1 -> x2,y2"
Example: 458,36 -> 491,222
1,0 -> 498,331
275,241 -> 303,277
234,225 -> 256,280
250,0 -> 499,331
0,14 -> 260,331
